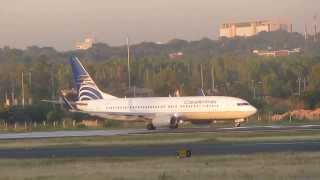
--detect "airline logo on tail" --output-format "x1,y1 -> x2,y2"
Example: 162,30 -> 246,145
78,76 -> 103,101
70,56 -> 103,101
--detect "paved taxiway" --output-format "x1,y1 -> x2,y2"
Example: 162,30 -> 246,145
1,125 -> 320,158
1,124 -> 320,140
0,141 -> 320,158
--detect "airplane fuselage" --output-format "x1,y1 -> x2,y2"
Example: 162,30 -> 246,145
76,96 -> 257,122
67,56 -> 257,129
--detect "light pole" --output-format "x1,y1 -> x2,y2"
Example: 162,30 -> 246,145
297,77 -> 302,96
200,64 -> 204,90
257,81 -> 263,99
21,72 -> 25,108
211,64 -> 215,92
251,80 -> 256,99
21,71 -> 32,107
29,72 -> 32,105
126,37 -> 131,90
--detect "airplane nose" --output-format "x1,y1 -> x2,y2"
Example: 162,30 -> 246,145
251,106 -> 257,115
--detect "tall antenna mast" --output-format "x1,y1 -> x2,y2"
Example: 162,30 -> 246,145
314,13 -> 318,42
305,24 -> 308,41
126,37 -> 131,90
21,72 -> 25,108
29,72 -> 32,105
51,69 -> 55,100
211,64 -> 215,91
200,64 -> 204,89
11,80 -> 15,105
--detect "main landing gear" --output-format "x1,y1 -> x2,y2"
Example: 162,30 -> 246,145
169,116 -> 179,129
169,123 -> 179,129
146,123 -> 156,130
234,122 -> 241,127
146,123 -> 178,130
234,118 -> 245,127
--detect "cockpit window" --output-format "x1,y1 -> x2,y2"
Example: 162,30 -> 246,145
237,102 -> 250,106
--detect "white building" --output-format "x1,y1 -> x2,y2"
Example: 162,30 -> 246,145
220,20 -> 292,38
75,38 -> 95,50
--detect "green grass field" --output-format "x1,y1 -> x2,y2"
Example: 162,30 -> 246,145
0,152 -> 320,180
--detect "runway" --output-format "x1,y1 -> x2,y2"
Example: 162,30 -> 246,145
0,141 -> 320,158
1,125 -> 320,158
0,129 -> 146,140
1,124 -> 320,140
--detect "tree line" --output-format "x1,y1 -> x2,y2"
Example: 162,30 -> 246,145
0,31 -> 320,124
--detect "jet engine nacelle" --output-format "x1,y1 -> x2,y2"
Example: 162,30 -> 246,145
152,115 -> 179,129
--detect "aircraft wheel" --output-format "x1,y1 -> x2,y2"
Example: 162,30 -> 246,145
147,123 -> 156,130
234,122 -> 241,127
186,150 -> 192,157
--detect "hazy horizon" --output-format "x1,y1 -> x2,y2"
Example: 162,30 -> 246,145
0,0 -> 319,50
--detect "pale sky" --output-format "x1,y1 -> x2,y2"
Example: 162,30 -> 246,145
0,0 -> 319,50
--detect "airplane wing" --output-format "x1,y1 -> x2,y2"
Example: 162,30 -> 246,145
84,111 -> 182,124
85,111 -> 155,122
42,96 -> 77,111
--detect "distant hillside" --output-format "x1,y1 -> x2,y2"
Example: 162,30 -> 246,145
1,31 -> 320,114
72,31 -> 318,61
1,31 -> 319,64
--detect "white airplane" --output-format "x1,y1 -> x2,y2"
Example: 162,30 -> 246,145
66,56 -> 257,130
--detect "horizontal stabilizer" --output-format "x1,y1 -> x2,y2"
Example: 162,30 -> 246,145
41,100 -> 64,104
196,88 -> 206,96
61,96 -> 76,111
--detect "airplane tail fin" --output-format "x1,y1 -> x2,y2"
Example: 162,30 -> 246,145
69,56 -> 117,101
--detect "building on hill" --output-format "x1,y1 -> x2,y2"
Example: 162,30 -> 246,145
169,52 -> 184,60
253,48 -> 301,57
75,37 -> 95,50
220,20 -> 292,38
